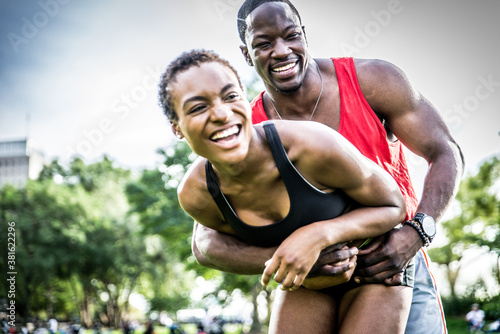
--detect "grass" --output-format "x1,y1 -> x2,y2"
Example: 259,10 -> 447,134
82,323 -> 261,334
82,317 -> 499,334
446,317 -> 472,334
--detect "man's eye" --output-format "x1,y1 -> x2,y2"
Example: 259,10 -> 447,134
287,32 -> 300,39
255,42 -> 270,49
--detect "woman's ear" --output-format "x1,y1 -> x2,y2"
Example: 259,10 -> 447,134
171,122 -> 184,139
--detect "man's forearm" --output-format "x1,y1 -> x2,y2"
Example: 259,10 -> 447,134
192,222 -> 276,275
417,140 -> 464,222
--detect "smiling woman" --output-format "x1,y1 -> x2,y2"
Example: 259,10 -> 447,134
157,49 -> 414,333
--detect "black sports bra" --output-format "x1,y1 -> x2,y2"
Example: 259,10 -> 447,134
205,122 -> 351,247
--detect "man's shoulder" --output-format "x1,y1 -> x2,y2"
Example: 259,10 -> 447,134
249,91 -> 264,107
352,58 -> 403,79
250,91 -> 267,124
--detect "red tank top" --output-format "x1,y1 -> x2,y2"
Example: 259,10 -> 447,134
251,57 -> 418,219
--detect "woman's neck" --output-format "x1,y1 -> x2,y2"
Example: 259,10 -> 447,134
209,126 -> 267,185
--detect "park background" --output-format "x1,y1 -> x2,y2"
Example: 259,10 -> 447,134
1,0 -> 499,333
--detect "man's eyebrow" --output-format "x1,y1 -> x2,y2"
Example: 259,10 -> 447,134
252,24 -> 299,40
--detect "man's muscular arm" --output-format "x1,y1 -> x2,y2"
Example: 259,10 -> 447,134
192,222 -> 274,275
192,222 -> 357,277
353,59 -> 465,284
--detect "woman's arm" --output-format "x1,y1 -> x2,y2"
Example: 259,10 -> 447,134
261,121 -> 406,290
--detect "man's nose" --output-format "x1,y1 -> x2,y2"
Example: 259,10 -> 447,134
272,39 -> 292,58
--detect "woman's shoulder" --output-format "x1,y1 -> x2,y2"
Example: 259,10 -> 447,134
264,120 -> 347,158
177,157 -> 209,212
258,119 -> 340,142
177,157 -> 233,233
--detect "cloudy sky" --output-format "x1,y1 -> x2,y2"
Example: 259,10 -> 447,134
1,0 -> 499,175
1,0 -> 499,297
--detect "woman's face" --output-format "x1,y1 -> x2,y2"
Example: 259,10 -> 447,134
170,62 -> 253,165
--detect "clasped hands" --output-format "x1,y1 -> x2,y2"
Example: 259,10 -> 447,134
261,229 -> 414,290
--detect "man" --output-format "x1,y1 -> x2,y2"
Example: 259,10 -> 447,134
191,0 -> 464,332
466,304 -> 485,333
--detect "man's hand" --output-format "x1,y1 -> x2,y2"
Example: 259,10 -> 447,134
302,244 -> 358,290
308,243 -> 358,277
354,226 -> 422,285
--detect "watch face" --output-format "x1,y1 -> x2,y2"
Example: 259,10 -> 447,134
422,216 -> 436,237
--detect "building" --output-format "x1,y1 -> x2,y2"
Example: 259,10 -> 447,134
0,139 -> 45,188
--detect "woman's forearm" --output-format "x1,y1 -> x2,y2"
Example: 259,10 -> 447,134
314,205 -> 405,248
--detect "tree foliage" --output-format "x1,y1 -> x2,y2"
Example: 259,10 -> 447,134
429,155 -> 500,315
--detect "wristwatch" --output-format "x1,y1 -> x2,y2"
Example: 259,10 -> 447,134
404,213 -> 436,247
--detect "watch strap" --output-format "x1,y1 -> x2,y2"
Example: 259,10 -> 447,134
404,220 -> 430,247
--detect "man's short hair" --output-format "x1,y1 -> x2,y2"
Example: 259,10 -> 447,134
237,0 -> 302,44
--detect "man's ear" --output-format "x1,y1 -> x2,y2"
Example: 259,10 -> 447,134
240,45 -> 253,66
302,25 -> 308,45
171,121 -> 184,139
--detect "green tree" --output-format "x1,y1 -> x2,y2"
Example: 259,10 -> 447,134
126,142 -> 203,315
0,178 -> 87,319
0,156 -> 158,327
429,156 -> 500,301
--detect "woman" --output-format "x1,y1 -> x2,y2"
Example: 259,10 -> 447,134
159,49 -> 412,333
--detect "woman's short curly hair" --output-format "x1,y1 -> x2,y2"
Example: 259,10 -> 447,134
158,49 -> 243,122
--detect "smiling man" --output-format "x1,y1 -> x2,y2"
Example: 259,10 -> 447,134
191,1 -> 464,333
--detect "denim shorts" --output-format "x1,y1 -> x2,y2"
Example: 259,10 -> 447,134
405,249 -> 447,334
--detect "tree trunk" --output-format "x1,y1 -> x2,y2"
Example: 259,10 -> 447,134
249,284 -> 262,333
496,253 -> 500,286
264,287 -> 272,326
80,293 -> 93,328
447,263 -> 461,300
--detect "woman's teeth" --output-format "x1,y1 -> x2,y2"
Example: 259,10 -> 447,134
211,125 -> 239,141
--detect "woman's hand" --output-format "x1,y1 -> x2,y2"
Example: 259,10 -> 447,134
261,226 -> 326,290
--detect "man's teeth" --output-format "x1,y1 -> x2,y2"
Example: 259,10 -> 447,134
273,63 -> 296,72
211,126 -> 239,140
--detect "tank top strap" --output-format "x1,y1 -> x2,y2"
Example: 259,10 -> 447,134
262,122 -> 296,179
205,160 -> 236,220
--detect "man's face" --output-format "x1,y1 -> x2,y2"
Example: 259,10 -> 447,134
241,2 -> 309,93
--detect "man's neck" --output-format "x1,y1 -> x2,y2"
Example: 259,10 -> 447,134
264,62 -> 323,120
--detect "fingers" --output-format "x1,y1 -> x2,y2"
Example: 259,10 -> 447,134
310,255 -> 357,277
356,236 -> 383,256
261,259 -> 279,286
280,271 -> 306,291
321,242 -> 348,253
384,272 -> 404,286
354,269 -> 403,285
316,247 -> 358,266
261,259 -> 306,291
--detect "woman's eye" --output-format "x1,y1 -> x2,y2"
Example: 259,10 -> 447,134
189,105 -> 206,114
225,93 -> 240,101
